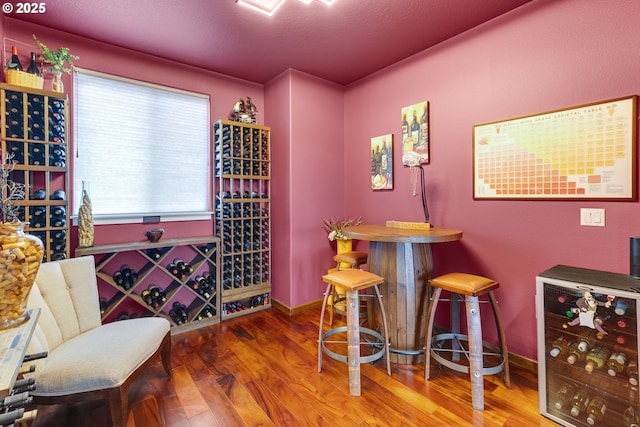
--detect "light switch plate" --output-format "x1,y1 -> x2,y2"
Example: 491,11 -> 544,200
580,208 -> 605,227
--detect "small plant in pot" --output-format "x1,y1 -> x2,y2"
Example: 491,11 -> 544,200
32,34 -> 79,92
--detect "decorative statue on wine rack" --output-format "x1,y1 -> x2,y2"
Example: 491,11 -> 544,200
563,291 -> 614,335
230,96 -> 258,124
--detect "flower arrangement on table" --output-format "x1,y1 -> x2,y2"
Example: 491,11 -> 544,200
321,216 -> 362,241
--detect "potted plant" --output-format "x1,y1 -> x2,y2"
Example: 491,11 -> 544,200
32,34 -> 79,92
321,216 -> 363,242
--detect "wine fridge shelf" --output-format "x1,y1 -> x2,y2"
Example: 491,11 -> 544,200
76,237 -> 221,334
536,265 -> 640,427
214,119 -> 271,320
1,83 -> 70,262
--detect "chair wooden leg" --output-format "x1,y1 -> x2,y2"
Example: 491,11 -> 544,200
466,296 -> 484,410
107,385 -> 128,427
424,287 -> 442,380
160,333 -> 173,376
488,291 -> 510,388
318,282 -> 332,373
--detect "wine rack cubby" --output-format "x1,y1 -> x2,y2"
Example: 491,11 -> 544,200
1,84 -> 70,262
76,237 -> 220,333
213,119 -> 271,320
536,265 -> 640,427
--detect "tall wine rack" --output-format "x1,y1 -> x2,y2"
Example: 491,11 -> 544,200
213,120 -> 271,319
1,84 -> 70,262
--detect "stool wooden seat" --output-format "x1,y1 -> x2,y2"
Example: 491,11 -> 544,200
318,269 -> 391,396
329,250 -> 369,325
333,251 -> 368,269
424,273 -> 510,410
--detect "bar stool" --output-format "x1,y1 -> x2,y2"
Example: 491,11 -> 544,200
318,269 -> 391,396
424,273 -> 510,410
329,251 -> 368,325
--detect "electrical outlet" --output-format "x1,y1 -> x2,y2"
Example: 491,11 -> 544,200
580,208 -> 605,227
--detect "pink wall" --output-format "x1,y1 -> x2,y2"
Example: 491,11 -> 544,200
265,70 -> 345,307
343,0 -> 640,360
2,18 -> 264,248
4,1 -> 640,361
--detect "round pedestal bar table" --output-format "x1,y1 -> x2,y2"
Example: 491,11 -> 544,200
342,224 -> 463,364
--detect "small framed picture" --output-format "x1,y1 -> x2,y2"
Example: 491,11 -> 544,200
401,101 -> 429,166
371,134 -> 393,190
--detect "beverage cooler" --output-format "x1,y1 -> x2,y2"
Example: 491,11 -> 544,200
536,265 -> 640,427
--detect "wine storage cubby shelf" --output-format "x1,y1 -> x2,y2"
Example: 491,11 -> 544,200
1,84 -> 70,262
76,237 -> 221,333
536,265 -> 640,427
213,120 -> 271,320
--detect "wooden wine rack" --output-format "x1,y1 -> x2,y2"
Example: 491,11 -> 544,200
0,84 -> 70,262
213,120 -> 271,319
76,237 -> 220,333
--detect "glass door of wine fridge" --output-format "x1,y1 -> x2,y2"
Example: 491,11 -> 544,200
536,265 -> 640,427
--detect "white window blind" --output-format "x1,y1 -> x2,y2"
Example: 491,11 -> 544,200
73,69 -> 210,223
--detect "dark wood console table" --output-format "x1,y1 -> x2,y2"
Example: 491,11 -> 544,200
342,224 -> 462,364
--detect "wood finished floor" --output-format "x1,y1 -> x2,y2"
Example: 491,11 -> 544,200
29,306 -> 557,427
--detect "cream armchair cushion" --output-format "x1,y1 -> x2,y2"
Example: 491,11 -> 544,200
25,256 -> 172,426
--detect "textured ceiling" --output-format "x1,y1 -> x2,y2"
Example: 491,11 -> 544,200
8,0 -> 531,85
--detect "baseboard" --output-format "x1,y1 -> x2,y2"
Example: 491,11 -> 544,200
271,298 -> 323,316
508,352 -> 538,374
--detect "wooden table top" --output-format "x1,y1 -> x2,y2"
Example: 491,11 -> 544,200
342,224 -> 462,244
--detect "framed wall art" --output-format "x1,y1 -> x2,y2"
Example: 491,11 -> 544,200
371,134 -> 393,190
473,95 -> 637,200
401,101 -> 429,166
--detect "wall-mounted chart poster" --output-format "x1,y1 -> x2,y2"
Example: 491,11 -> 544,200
401,101 -> 429,166
473,96 -> 637,200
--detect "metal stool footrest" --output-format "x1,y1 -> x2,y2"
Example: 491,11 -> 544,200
430,332 -> 505,376
321,325 -> 386,365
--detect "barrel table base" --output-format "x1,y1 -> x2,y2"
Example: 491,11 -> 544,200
367,241 -> 433,364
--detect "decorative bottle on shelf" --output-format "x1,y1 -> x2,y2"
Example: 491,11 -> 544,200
77,181 -> 94,247
26,52 -> 40,76
8,46 -> 23,71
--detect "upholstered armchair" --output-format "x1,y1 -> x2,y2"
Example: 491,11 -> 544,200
25,256 -> 172,426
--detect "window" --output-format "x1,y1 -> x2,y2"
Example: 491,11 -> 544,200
73,69 -> 210,224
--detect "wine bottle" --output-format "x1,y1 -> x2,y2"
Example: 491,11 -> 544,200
585,395 -> 607,425
26,52 -> 40,76
628,360 -> 639,386
113,270 -> 125,287
142,289 -> 153,306
624,387 -> 640,427
585,346 -> 611,373
570,389 -> 591,417
608,352 -> 627,376
616,299 -> 629,316
7,46 -> 23,71
549,336 -> 568,357
566,341 -> 587,364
